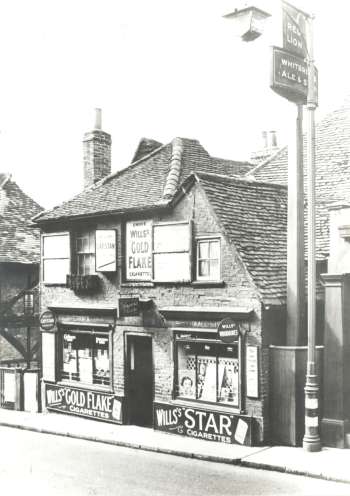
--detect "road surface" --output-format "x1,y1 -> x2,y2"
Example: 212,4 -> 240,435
0,426 -> 349,496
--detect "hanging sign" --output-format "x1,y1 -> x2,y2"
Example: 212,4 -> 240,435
271,46 -> 308,104
217,318 -> 240,343
95,230 -> 117,272
39,310 -> 56,331
126,220 -> 153,281
118,297 -> 140,317
282,1 -> 308,58
46,383 -> 123,423
154,402 -> 252,445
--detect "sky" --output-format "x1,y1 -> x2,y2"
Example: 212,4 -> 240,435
0,0 -> 349,208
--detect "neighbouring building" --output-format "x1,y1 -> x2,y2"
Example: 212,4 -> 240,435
0,173 -> 42,371
33,112 -> 289,446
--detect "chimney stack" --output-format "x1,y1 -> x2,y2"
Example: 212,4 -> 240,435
83,108 -> 111,189
250,130 -> 279,165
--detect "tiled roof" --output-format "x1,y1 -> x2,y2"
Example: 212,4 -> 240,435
196,172 -> 287,302
0,176 -> 43,264
131,138 -> 163,163
34,138 -> 255,223
250,97 -> 350,258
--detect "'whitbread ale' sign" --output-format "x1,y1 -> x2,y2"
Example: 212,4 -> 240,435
46,384 -> 122,423
154,402 -> 252,445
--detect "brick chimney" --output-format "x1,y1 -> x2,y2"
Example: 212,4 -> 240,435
250,130 -> 279,165
83,108 -> 111,188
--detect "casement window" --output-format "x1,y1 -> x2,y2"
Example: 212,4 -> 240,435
75,231 -> 96,275
153,221 -> 192,282
196,238 -> 221,281
61,330 -> 111,387
175,333 -> 240,407
42,232 -> 70,284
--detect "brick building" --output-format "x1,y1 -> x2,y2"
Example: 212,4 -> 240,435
0,173 -> 42,367
34,114 -> 288,446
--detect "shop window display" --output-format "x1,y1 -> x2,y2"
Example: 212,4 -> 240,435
176,335 -> 239,406
61,331 -> 110,386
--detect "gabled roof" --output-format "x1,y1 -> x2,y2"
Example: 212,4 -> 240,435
34,138 -> 255,223
195,172 -> 287,302
0,175 -> 43,264
250,97 -> 350,258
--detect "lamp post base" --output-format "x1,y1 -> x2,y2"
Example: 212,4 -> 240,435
303,371 -> 322,452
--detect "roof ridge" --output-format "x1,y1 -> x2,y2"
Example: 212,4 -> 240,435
0,173 -> 11,188
196,170 -> 287,190
162,137 -> 183,199
247,146 -> 287,176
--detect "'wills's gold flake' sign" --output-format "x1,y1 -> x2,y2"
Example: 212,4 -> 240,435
126,220 -> 152,281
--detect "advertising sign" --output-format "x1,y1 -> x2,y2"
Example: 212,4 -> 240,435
271,46 -> 308,104
39,310 -> 56,331
154,402 -> 252,445
126,220 -> 152,281
46,383 -> 123,423
95,230 -> 117,272
217,318 -> 240,343
118,297 -> 140,317
246,346 -> 259,398
282,1 -> 308,58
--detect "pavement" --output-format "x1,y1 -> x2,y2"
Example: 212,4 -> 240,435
0,408 -> 349,484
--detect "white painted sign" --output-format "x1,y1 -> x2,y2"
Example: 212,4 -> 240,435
4,372 -> 15,403
126,220 -> 152,280
96,230 -> 117,272
246,346 -> 259,398
234,418 -> 249,445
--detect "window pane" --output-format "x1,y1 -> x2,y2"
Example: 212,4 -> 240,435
209,240 -> 220,259
209,260 -> 219,280
76,334 -> 93,384
176,342 -> 196,399
198,260 -> 209,277
198,241 -> 209,259
62,334 -> 79,381
43,259 -> 70,284
93,335 -> 110,386
43,234 -> 70,258
218,358 -> 239,406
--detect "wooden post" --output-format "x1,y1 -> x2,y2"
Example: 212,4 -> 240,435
287,104 -> 305,346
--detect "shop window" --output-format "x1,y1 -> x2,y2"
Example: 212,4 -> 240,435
76,231 -> 96,275
196,238 -> 220,281
175,336 -> 239,407
153,221 -> 192,282
61,331 -> 110,387
42,232 -> 70,284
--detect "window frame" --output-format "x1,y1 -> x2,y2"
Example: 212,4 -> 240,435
173,331 -> 243,412
195,236 -> 221,282
59,326 -> 113,391
41,232 -> 71,285
75,230 -> 96,276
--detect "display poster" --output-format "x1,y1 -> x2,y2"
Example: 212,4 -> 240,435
154,402 -> 253,445
246,346 -> 259,398
126,220 -> 152,280
95,230 -> 117,272
46,383 -> 123,423
178,369 -> 196,399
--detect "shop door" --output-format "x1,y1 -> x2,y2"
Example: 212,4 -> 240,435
127,335 -> 153,427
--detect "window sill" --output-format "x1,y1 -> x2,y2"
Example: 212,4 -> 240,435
57,380 -> 114,394
191,280 -> 225,288
171,398 -> 242,415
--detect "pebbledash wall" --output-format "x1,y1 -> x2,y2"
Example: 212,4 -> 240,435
39,182 -> 271,446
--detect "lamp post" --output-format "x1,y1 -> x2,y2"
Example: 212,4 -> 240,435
224,1 -> 321,451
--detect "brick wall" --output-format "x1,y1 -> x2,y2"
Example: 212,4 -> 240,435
83,130 -> 111,188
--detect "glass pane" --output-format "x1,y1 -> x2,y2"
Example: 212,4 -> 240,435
62,333 -> 79,381
43,259 -> 70,284
93,334 -> 110,385
209,240 -> 220,259
176,342 -> 196,399
209,260 -> 219,280
198,241 -> 209,259
218,358 -> 239,406
198,260 -> 209,277
43,234 -> 70,258
76,333 -> 93,384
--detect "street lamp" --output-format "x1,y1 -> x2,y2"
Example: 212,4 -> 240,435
223,6 -> 270,41
224,1 -> 321,452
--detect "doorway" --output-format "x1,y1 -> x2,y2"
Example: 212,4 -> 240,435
126,335 -> 153,427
